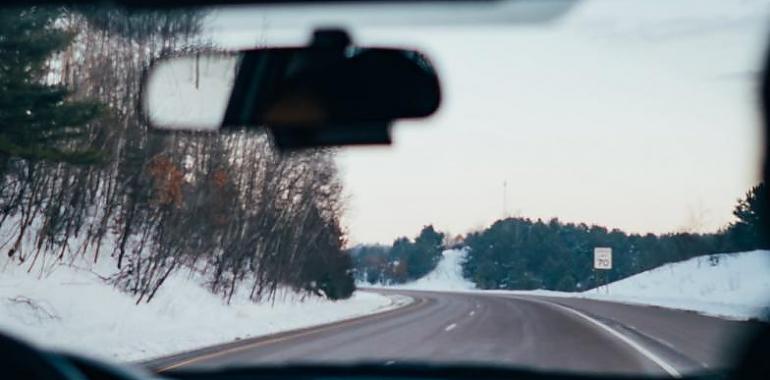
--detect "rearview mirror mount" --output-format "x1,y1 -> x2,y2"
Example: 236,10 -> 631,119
142,29 -> 441,150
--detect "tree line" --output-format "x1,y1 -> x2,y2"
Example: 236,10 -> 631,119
355,183 -> 768,291
350,225 -> 445,285
0,7 -> 354,303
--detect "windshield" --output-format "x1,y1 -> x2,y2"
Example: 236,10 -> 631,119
0,0 -> 768,378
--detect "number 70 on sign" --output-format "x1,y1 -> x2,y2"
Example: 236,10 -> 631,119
594,247 -> 612,270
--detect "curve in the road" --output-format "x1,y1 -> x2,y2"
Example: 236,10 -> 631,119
517,296 -> 681,377
146,290 -> 762,378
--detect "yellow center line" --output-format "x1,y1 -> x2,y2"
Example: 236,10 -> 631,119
157,296 -> 427,372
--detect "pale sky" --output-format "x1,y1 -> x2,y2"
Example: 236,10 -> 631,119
208,0 -> 770,244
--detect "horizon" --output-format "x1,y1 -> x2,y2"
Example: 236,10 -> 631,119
335,0 -> 768,245
208,0 -> 770,245
345,201 -> 757,248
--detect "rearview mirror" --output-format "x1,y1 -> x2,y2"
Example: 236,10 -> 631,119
142,31 -> 441,149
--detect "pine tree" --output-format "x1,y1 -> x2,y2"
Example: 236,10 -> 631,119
729,182 -> 768,249
0,7 -> 102,171
413,224 -> 445,273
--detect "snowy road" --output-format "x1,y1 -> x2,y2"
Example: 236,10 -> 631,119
144,289 -> 764,377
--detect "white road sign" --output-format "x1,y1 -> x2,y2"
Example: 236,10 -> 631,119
594,247 -> 612,270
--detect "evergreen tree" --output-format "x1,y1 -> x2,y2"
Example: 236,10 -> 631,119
728,182 -> 768,249
411,225 -> 445,278
351,226 -> 447,285
0,7 -> 102,170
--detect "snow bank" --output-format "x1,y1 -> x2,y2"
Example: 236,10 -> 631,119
369,249 -> 476,291
0,259 -> 403,362
496,251 -> 770,321
395,249 -> 476,291
373,248 -> 770,321
574,250 -> 770,320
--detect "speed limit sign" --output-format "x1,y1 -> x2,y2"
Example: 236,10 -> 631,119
594,247 -> 612,270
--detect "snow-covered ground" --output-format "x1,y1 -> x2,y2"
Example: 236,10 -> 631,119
0,258 -> 406,362
573,250 -> 770,321
387,249 -> 476,291
3,247 -> 766,364
369,249 -> 770,321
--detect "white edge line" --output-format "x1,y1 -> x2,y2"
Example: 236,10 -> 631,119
524,298 -> 682,378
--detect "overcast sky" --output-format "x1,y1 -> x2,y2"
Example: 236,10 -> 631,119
208,0 -> 770,244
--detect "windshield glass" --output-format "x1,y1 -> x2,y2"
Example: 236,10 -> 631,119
0,0 -> 768,377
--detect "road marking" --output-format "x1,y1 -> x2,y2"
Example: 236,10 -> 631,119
469,310 -> 476,316
535,299 -> 682,378
444,323 -> 457,332
624,324 -> 677,350
155,295 -> 425,372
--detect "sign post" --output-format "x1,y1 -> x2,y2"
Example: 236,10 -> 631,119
593,247 -> 612,293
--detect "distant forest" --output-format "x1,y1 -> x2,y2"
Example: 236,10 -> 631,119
352,183 -> 768,291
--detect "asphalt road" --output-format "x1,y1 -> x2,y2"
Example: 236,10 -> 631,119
145,290 -> 765,377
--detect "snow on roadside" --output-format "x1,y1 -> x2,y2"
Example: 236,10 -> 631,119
576,250 -> 770,321
393,249 -> 476,291
0,259 -> 405,362
502,250 -> 770,321
364,248 -> 476,291
370,248 -> 770,321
